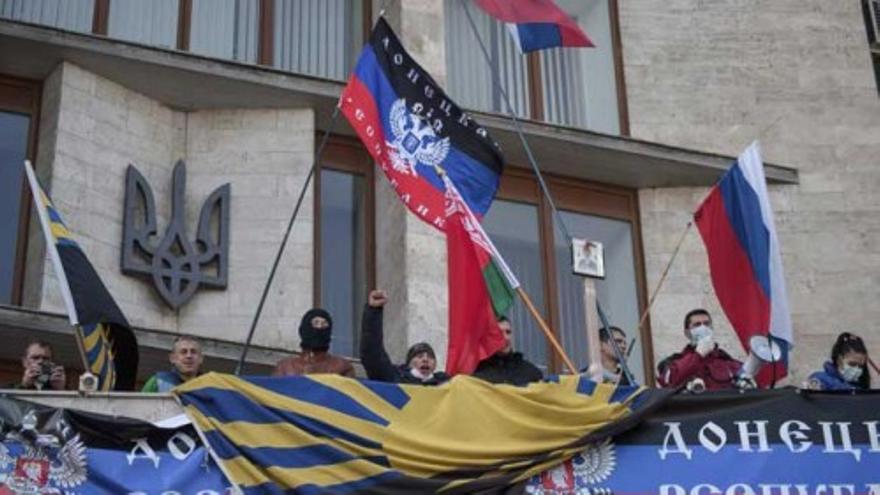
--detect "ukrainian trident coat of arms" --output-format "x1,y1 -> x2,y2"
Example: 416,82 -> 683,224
121,160 -> 230,309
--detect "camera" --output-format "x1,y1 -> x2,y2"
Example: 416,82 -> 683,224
35,361 -> 55,390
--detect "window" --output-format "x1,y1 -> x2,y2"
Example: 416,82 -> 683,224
3,0 -> 367,79
107,0 -> 179,48
189,0 -> 259,63
0,0 -> 95,33
0,76 -> 40,306
272,0 -> 364,81
445,0 -> 626,134
315,137 -> 375,357
483,199 -> 547,370
483,169 -> 651,381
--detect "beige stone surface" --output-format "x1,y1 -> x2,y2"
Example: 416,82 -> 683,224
28,62 -> 315,354
622,1 -> 880,385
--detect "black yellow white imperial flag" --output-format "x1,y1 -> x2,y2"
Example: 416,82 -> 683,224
23,160 -> 138,391
176,372 -> 666,494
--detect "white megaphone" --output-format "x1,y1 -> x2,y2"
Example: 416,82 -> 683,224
740,335 -> 783,378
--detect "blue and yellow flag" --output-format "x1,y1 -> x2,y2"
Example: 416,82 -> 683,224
24,160 -> 139,390
176,373 -> 666,494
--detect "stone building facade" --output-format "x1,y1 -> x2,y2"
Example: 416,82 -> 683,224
624,1 -> 880,380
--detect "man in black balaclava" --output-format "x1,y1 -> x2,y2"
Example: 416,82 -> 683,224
273,308 -> 355,377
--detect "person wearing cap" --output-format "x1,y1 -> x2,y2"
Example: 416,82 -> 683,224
472,317 -> 543,386
360,289 -> 449,385
273,308 -> 355,377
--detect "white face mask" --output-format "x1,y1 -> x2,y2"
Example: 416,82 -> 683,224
840,365 -> 863,383
410,367 -> 430,381
689,324 -> 713,345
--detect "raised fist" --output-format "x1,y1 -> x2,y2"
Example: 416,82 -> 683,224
368,289 -> 388,308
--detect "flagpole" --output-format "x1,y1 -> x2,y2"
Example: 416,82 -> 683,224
22,160 -> 92,376
461,1 -> 574,243
636,221 -> 692,333
72,325 -> 91,376
518,287 -> 578,374
442,173 -> 578,374
234,107 -> 342,375
461,3 -> 614,373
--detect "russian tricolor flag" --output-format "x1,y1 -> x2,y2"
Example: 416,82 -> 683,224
475,0 -> 594,52
694,142 -> 793,386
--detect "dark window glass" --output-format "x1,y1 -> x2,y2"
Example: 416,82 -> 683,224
553,211 -> 643,382
483,199 -> 548,370
0,111 -> 29,304
320,168 -> 367,357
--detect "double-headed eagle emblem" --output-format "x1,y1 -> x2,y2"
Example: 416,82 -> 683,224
0,411 -> 88,493
387,98 -> 451,176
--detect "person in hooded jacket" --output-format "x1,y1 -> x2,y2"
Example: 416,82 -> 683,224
273,308 -> 355,377
472,317 -> 543,386
360,290 -> 449,385
807,332 -> 872,391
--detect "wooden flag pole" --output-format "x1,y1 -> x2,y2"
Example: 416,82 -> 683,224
72,325 -> 91,375
515,287 -> 578,374
869,357 -> 880,376
637,221 -> 693,332
582,279 -> 604,383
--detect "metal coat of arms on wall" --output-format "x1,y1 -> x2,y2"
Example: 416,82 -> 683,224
121,160 -> 230,309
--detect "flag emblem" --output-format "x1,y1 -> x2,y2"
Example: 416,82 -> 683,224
387,98 -> 451,177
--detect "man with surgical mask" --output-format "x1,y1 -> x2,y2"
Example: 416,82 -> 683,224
273,308 -> 355,377
656,309 -> 742,391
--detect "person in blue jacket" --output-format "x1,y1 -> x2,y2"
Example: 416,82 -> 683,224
807,332 -> 871,391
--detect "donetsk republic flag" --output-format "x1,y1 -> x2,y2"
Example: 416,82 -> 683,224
23,160 -> 138,391
339,17 -> 504,231
176,372 -> 665,494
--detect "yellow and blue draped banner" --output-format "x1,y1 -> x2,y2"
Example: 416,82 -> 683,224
175,373 -> 666,494
24,160 -> 139,391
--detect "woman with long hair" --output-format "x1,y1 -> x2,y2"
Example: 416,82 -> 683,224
807,332 -> 871,391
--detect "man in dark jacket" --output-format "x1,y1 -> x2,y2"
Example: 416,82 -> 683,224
472,317 -> 543,386
656,309 -> 742,391
360,290 -> 449,386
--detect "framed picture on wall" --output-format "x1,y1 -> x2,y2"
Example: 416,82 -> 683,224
571,238 -> 605,279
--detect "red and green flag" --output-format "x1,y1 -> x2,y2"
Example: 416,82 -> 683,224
444,175 -> 519,375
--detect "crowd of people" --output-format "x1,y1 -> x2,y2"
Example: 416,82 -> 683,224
9,292 -> 872,394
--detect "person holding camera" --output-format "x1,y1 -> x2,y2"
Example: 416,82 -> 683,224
16,340 -> 66,390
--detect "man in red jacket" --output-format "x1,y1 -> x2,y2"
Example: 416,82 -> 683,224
656,309 -> 743,391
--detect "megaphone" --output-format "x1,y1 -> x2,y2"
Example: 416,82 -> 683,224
740,335 -> 783,378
